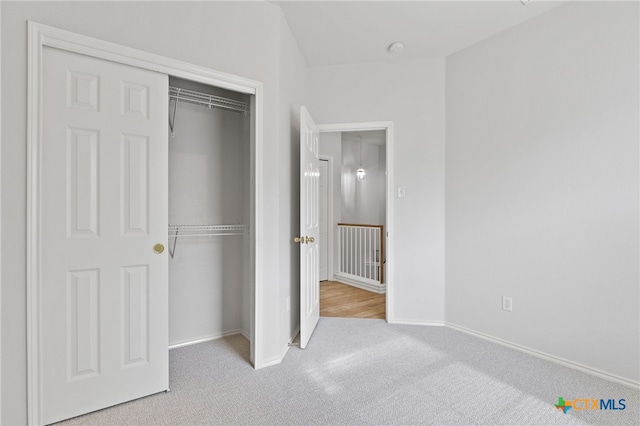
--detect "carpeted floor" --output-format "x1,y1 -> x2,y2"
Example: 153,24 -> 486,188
58,318 -> 639,425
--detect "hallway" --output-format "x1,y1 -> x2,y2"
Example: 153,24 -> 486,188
320,281 -> 385,319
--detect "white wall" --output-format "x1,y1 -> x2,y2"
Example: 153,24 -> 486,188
320,132 -> 343,225
167,78 -> 249,346
310,59 -> 446,324
1,2 -> 306,423
446,1 -> 639,383
341,139 -> 386,226
277,16 -> 309,356
319,132 -> 343,277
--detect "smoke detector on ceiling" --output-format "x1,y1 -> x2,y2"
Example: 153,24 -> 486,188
387,42 -> 405,54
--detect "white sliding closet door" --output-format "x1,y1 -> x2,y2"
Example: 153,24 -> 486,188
40,47 -> 169,424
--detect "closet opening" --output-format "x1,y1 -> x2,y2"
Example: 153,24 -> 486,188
167,76 -> 253,360
28,23 -> 266,424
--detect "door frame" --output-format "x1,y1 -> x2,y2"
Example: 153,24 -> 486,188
0,5 -> 3,423
27,22 -> 265,425
317,121 -> 394,322
318,155 -> 334,280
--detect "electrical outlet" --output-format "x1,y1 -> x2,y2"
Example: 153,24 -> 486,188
286,296 -> 290,312
502,296 -> 513,312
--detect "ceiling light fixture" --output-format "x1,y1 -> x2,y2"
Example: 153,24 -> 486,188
388,41 -> 405,54
357,136 -> 365,181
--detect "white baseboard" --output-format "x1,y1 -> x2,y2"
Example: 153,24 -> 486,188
388,318 -> 445,326
446,322 -> 640,390
259,354 -> 286,368
334,273 -> 386,294
256,325 -> 301,369
168,329 -> 243,350
290,325 -> 300,344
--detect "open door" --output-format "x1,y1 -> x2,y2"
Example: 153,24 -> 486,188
298,107 -> 320,349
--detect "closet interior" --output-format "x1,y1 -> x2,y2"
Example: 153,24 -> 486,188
167,77 -> 251,348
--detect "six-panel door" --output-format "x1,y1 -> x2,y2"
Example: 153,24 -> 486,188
41,47 -> 169,424
299,106 -> 320,349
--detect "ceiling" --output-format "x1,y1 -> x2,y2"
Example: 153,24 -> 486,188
272,0 -> 567,66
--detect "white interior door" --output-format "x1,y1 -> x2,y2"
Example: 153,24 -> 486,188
319,159 -> 329,281
41,47 -> 169,424
299,106 -> 320,349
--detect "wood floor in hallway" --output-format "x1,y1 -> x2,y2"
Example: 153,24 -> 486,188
320,281 -> 385,319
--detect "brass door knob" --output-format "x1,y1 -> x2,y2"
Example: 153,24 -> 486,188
294,236 -> 303,244
153,243 -> 165,254
305,236 -> 315,244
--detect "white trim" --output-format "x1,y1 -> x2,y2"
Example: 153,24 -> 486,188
27,22 -> 265,425
319,155 -> 334,279
334,273 -> 386,294
446,322 -> 640,390
260,324 -> 300,369
0,3 -> 3,422
27,22 -> 42,425
32,23 -> 255,95
389,319 -> 445,327
240,330 -> 250,341
317,121 -> 394,323
290,325 -> 300,344
168,330 -> 244,350
250,85 -> 265,370
260,353 -> 290,369
318,122 -> 391,133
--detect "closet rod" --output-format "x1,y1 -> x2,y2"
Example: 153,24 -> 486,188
169,86 -> 249,115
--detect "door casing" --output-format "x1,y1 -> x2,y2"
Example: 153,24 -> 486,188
318,155 -> 334,280
317,122 -> 394,322
27,22 -> 265,425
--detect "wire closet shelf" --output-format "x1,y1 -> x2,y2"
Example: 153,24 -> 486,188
169,86 -> 249,115
168,224 -> 246,259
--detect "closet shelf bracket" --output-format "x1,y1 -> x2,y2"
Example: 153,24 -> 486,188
169,88 -> 180,137
168,224 -> 247,259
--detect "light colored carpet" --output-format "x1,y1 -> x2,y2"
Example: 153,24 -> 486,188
59,318 -> 639,425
